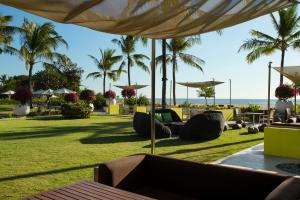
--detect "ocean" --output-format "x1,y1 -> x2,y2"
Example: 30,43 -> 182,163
155,98 -> 300,106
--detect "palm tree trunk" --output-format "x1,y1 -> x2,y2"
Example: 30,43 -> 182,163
205,97 -> 207,106
280,49 -> 285,85
28,64 -> 33,108
172,52 -> 176,106
127,55 -> 131,86
162,39 -> 167,109
103,73 -> 106,94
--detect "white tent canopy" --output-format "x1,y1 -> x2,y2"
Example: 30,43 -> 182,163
1,90 -> 15,95
273,66 -> 300,85
2,0 -> 296,154
55,88 -> 76,94
1,0 -> 294,38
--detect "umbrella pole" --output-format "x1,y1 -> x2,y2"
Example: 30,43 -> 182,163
150,39 -> 156,154
294,83 -> 297,115
186,86 -> 188,103
267,62 -> 272,125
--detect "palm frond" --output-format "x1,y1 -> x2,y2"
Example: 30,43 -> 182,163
179,53 -> 205,72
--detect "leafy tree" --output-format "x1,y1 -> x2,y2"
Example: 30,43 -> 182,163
239,5 -> 300,85
112,36 -> 149,85
19,18 -> 68,106
0,14 -> 19,55
157,37 -> 205,105
41,55 -> 83,92
33,65 -> 65,90
197,87 -> 215,105
87,48 -> 124,94
0,75 -> 28,93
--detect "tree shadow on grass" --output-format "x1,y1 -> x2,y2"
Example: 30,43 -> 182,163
0,164 -> 96,183
0,121 -> 137,144
156,138 -> 263,156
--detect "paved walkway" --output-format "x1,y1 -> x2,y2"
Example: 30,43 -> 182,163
213,143 -> 300,176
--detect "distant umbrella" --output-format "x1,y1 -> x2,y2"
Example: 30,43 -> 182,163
55,88 -> 76,94
114,84 -> 148,90
42,89 -> 54,96
33,89 -> 45,95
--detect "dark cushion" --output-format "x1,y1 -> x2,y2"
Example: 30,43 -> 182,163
161,112 -> 173,122
133,112 -> 171,139
179,112 -> 224,140
155,109 -> 182,122
265,177 -> 300,200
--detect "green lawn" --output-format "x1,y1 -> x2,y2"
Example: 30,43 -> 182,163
0,104 -> 14,115
0,115 -> 263,200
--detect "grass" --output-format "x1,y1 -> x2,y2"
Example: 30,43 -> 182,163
0,115 -> 263,200
0,104 -> 14,115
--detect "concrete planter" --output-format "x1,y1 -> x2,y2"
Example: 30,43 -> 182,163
13,104 -> 30,116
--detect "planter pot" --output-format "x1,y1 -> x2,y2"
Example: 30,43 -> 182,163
103,106 -> 108,113
13,104 -> 30,116
105,98 -> 116,106
275,100 -> 293,113
89,103 -> 94,112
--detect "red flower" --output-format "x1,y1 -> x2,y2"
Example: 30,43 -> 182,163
121,88 -> 136,98
64,93 -> 78,103
80,89 -> 95,102
104,90 -> 116,99
275,84 -> 297,100
12,86 -> 32,105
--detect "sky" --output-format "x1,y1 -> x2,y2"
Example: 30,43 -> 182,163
1,4 -> 300,100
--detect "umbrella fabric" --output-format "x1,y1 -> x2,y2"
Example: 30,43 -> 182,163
1,0 -> 293,39
55,88 -> 76,94
41,89 -> 54,95
177,81 -> 224,88
273,66 -> 300,85
114,85 -> 148,90
33,89 -> 44,95
1,90 -> 15,95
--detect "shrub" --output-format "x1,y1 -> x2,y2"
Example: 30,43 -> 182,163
179,101 -> 192,108
0,98 -> 17,105
12,86 -> 32,105
79,89 -> 95,103
124,96 -> 136,106
121,88 -> 136,98
93,93 -> 106,110
61,102 -> 91,119
240,104 -> 260,112
104,90 -> 116,99
137,95 -> 150,105
48,97 -> 64,106
64,93 -> 78,103
275,84 -> 297,100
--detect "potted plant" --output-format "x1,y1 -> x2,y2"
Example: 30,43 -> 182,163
104,90 -> 116,105
121,88 -> 136,99
80,89 -> 96,111
12,86 -> 32,116
275,84 -> 297,113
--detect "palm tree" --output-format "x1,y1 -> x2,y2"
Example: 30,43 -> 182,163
0,14 -> 19,55
239,5 -> 300,85
19,18 -> 68,106
157,37 -> 205,105
112,35 -> 149,86
161,39 -> 167,108
87,48 -> 125,94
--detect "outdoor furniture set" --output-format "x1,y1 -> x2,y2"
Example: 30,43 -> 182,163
133,109 -> 225,140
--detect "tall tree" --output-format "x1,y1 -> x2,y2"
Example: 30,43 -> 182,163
112,35 -> 149,86
19,19 -> 68,106
197,87 -> 215,106
87,48 -> 125,94
161,39 -> 167,108
239,5 -> 300,85
0,14 -> 19,55
157,37 -> 205,105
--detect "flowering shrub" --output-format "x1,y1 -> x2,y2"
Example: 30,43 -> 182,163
104,90 -> 116,99
12,86 -> 32,105
64,93 -> 78,103
61,102 -> 91,119
275,84 -> 297,100
80,89 -> 95,102
137,95 -> 150,105
121,88 -> 136,98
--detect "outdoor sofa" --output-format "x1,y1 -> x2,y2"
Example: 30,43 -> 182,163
95,154 -> 300,200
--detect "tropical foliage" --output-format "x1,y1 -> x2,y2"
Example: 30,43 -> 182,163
197,87 -> 215,105
61,102 -> 91,119
0,14 -> 19,55
104,90 -> 116,99
64,93 -> 78,103
112,36 -> 149,85
80,89 -> 95,103
19,19 -> 68,106
0,75 -> 28,93
121,88 -> 136,98
87,48 -> 124,94
157,37 -> 205,105
12,86 -> 32,105
239,5 -> 300,84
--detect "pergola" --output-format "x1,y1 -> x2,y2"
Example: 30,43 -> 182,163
1,0 -> 296,154
177,80 -> 224,106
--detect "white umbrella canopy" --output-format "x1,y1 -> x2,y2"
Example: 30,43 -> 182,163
1,0 -> 294,39
273,66 -> 300,85
1,90 -> 15,95
41,89 -> 54,96
2,0 -> 296,154
55,88 -> 76,94
32,89 -> 44,95
177,81 -> 224,88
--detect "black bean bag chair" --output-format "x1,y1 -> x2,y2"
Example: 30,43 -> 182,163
179,112 -> 224,140
133,112 -> 172,139
155,109 -> 182,122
